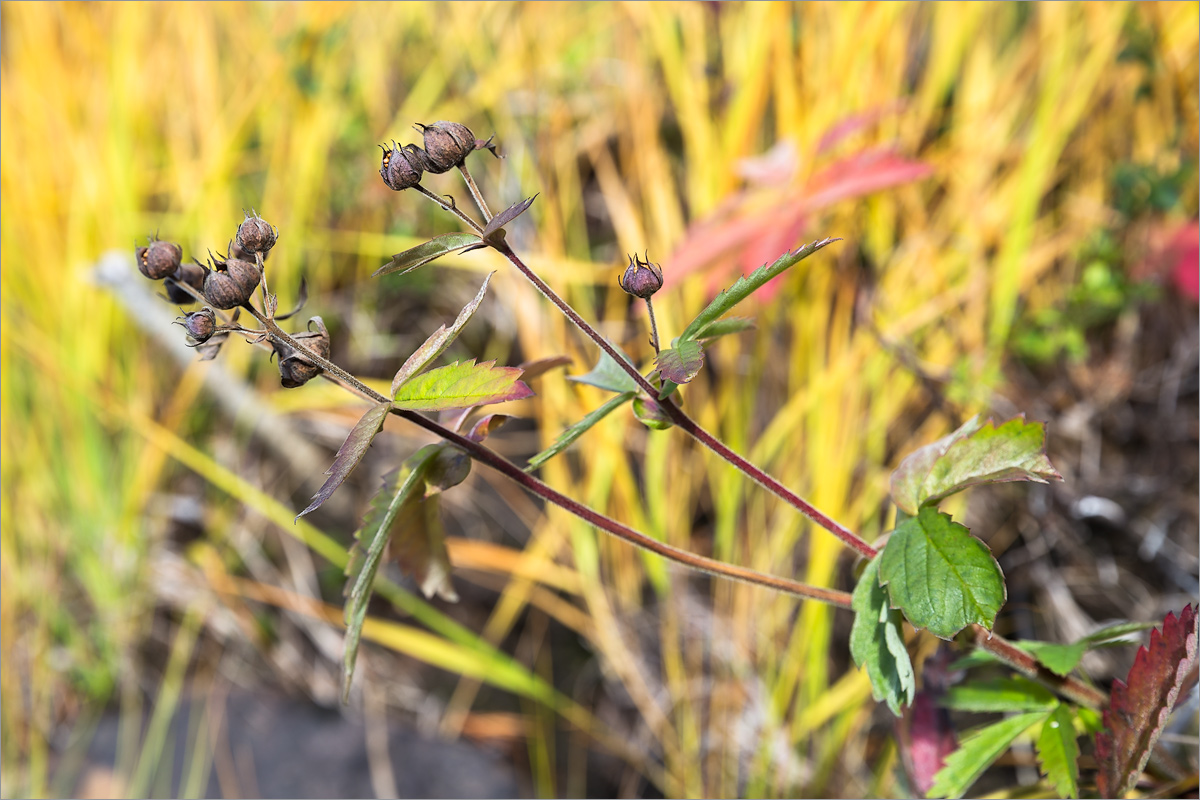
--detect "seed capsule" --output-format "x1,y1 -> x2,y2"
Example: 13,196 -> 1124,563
415,121 -> 477,174
379,141 -> 429,191
202,254 -> 261,309
619,253 -> 664,299
175,307 -> 217,346
164,258 -> 207,304
136,238 -> 183,280
276,316 -> 331,388
236,210 -> 277,255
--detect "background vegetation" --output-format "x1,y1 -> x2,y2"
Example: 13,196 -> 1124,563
2,2 -> 1196,797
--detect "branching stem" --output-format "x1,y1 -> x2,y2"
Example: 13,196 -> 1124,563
457,162 -> 492,222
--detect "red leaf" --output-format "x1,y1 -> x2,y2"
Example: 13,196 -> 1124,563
1094,605 -> 1198,798
898,690 -> 958,797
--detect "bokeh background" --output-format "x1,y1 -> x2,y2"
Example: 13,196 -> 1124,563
2,2 -> 1197,798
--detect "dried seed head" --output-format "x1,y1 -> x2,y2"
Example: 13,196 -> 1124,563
379,141 -> 428,191
235,210 -> 278,255
136,237 -> 183,280
276,316 -> 330,388
202,253 -> 261,309
619,253 -> 664,299
164,258 -> 207,304
415,121 -> 477,174
175,307 -> 217,346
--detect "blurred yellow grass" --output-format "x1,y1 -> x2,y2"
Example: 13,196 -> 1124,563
2,2 -> 1195,797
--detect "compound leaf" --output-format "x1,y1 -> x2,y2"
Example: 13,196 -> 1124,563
391,273 -> 494,395
678,237 -> 839,343
891,416 -> 1062,516
392,360 -> 532,411
1036,704 -> 1080,800
343,445 -> 437,701
850,555 -> 915,716
1095,604 -> 1198,798
878,506 -> 1006,639
374,232 -> 483,278
929,711 -> 1052,799
297,401 -> 391,519
526,391 -> 635,471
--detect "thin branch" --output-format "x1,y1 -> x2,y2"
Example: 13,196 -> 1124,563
412,185 -> 485,235
457,162 -> 492,222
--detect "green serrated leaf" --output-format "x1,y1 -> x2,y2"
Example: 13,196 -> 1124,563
655,340 -> 705,386
942,677 -> 1059,712
373,232 -> 483,278
850,556 -> 916,716
567,341 -> 641,394
526,392 -> 635,471
928,711 -> 1052,799
694,316 -> 756,341
678,238 -> 839,343
1036,704 -> 1080,799
391,273 -> 494,396
1022,641 -> 1087,676
391,360 -> 533,411
296,401 -> 391,519
343,446 -> 437,701
891,416 -> 1062,515
878,507 -> 1006,639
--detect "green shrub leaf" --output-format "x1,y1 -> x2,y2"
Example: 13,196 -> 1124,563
526,391 -> 635,471
373,232 -> 483,278
678,238 -> 839,343
850,556 -> 915,716
1036,704 -> 1080,799
878,507 -> 1006,639
891,415 -> 1062,516
391,359 -> 533,411
928,711 -> 1052,799
343,445 -> 438,701
942,677 -> 1059,712
391,273 -> 494,396
567,341 -> 641,394
296,401 -> 391,519
1022,641 -> 1088,676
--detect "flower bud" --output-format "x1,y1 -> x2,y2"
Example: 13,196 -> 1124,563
415,121 -> 477,174
379,141 -> 428,191
276,317 -> 330,388
175,307 -> 217,346
164,258 -> 207,304
136,237 -> 183,280
619,253 -> 664,299
202,254 -> 261,309
632,396 -> 673,430
235,210 -> 277,255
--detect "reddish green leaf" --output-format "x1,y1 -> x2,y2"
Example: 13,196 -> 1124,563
891,416 -> 1062,516
482,194 -> 537,241
850,555 -> 915,716
1095,605 -> 1198,798
296,401 -> 391,519
898,690 -> 957,798
466,413 -> 511,442
374,232 -> 482,278
391,360 -> 533,411
878,507 -> 1006,639
391,273 -> 494,396
655,340 -> 705,385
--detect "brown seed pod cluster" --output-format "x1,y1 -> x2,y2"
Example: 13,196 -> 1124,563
378,120 -> 499,191
203,252 -> 262,309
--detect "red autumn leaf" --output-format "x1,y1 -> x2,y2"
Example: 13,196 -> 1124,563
1094,604 -> 1198,798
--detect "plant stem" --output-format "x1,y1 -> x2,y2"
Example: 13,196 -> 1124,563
644,297 -> 661,353
491,239 -> 878,560
971,627 -> 1107,710
413,185 -> 485,235
457,162 -> 492,222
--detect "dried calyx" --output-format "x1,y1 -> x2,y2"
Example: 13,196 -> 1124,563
273,316 -> 331,388
236,210 -> 278,255
175,307 -> 217,346
202,250 -> 262,309
619,253 -> 664,299
379,141 -> 429,191
415,121 -> 480,173
136,237 -> 183,280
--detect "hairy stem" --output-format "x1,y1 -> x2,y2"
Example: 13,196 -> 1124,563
644,297 -> 661,353
457,162 -> 492,222
492,239 -> 878,560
